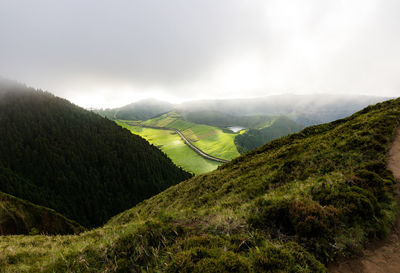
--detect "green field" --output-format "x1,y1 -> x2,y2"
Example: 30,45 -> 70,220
117,121 -> 221,174
143,112 -> 240,160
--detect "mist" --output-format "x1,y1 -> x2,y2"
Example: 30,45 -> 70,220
0,0 -> 399,108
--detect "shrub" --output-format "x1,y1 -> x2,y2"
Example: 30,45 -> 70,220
165,247 -> 250,273
250,241 -> 327,273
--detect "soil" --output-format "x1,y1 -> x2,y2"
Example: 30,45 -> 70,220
328,129 -> 400,273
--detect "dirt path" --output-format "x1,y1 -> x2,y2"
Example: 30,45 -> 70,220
328,129 -> 400,273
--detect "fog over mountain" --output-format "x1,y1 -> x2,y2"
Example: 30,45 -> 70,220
0,0 -> 399,108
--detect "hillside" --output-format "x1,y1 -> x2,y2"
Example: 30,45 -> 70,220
1,97 -> 398,272
117,121 -> 221,174
0,191 -> 83,235
143,112 -> 240,161
180,110 -> 275,128
96,99 -> 174,120
0,82 -> 191,228
235,116 -> 305,153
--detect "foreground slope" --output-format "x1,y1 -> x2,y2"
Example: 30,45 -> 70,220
0,82 -> 191,227
1,98 -> 399,272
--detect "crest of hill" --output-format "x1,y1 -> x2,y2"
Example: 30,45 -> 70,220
0,82 -> 191,228
96,99 -> 175,120
177,94 -> 389,125
2,97 -> 398,272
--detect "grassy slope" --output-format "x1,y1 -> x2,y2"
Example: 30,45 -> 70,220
143,112 -> 240,160
235,116 -> 305,154
116,121 -> 221,174
0,191 -> 83,235
1,98 -> 399,272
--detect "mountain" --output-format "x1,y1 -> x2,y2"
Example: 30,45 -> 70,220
2,97 -> 398,272
177,94 -> 389,125
235,116 -> 305,153
0,81 -> 191,227
0,190 -> 83,235
95,94 -> 387,127
180,110 -> 275,128
96,99 -> 174,121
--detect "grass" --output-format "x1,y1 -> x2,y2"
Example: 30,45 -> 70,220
116,121 -> 221,174
1,98 -> 399,272
143,112 -> 240,160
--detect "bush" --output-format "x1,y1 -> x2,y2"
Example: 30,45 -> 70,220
165,247 -> 250,273
250,242 -> 327,273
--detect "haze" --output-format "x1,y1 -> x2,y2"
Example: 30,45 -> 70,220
0,0 -> 399,108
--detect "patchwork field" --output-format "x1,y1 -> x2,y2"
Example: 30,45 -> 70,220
143,112 -> 240,160
116,121 -> 221,174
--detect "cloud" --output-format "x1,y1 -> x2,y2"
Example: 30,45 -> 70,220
0,0 -> 399,107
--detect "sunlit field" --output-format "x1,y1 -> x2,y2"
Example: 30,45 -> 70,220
116,121 -> 221,174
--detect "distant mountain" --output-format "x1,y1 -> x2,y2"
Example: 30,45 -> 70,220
180,110 -> 275,128
177,94 -> 389,125
0,82 -> 191,227
96,99 -> 174,121
101,94 -> 389,127
235,116 -> 304,153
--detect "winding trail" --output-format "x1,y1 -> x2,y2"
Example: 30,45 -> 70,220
328,128 -> 400,273
119,120 -> 229,164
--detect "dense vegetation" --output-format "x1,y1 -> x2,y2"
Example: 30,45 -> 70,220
235,116 -> 304,153
1,97 -> 398,272
0,191 -> 83,235
0,83 -> 191,227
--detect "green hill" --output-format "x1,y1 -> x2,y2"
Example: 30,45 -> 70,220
1,97 -> 398,272
235,116 -> 305,153
117,121 -> 221,174
0,190 -> 83,235
96,99 -> 174,120
180,110 -> 275,128
0,82 -> 191,228
143,112 -> 240,161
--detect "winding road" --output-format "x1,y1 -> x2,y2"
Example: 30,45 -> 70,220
120,120 -> 229,164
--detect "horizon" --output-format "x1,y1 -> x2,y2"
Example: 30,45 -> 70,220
1,0 -> 400,108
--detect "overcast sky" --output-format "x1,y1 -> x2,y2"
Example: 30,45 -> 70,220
0,0 -> 399,108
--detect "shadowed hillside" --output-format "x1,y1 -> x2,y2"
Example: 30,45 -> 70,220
235,116 -> 304,153
0,82 -> 191,228
0,191 -> 83,235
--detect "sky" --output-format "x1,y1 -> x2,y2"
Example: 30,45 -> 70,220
0,0 -> 399,108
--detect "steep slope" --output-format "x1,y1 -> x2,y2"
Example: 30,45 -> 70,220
0,82 -> 191,227
1,97 -> 398,272
0,190 -> 83,235
235,116 -> 304,153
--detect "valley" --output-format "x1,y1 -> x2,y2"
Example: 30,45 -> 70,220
1,1 -> 398,271
1,94 -> 399,272
110,109 -> 307,174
